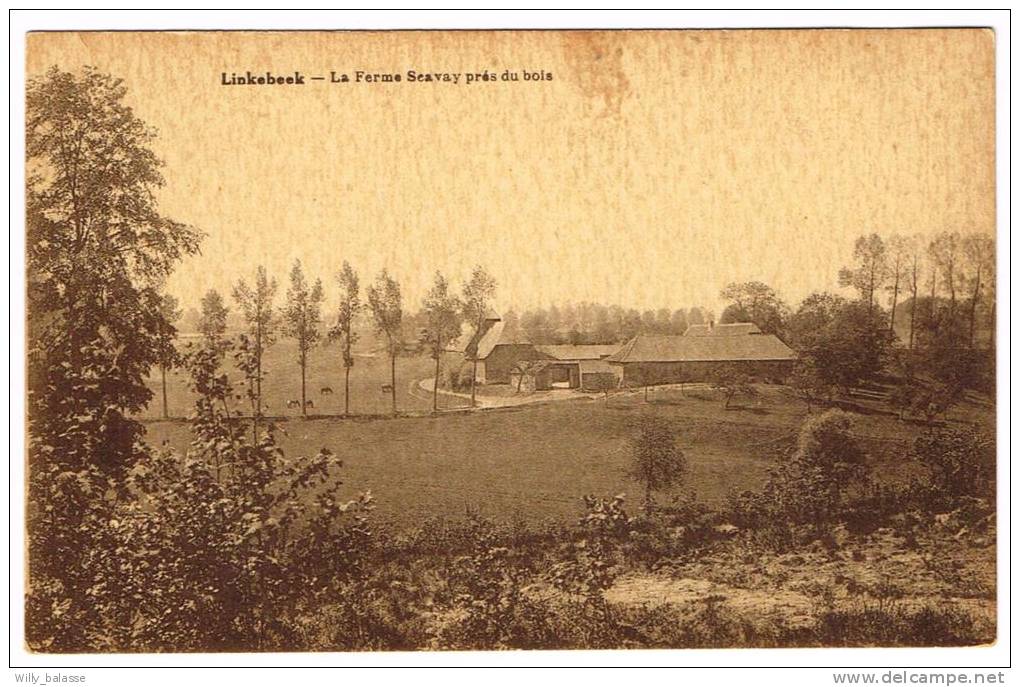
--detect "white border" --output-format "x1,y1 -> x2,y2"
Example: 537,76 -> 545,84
5,8 -> 1012,677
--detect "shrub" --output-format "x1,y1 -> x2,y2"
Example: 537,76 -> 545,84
913,428 -> 995,500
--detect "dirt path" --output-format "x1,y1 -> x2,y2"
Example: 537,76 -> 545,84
417,378 -> 602,409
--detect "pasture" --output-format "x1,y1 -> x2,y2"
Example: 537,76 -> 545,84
142,337 -> 469,419
142,385 -> 987,529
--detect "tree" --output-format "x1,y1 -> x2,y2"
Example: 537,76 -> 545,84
913,428 -> 994,500
26,66 -> 202,478
961,233 -> 995,347
670,308 -> 689,335
585,373 -> 619,406
905,236 -> 923,350
764,410 -> 868,527
786,358 -> 834,412
282,260 -> 325,416
687,307 -> 705,326
708,363 -> 758,409
420,272 -> 463,412
156,294 -> 182,419
885,235 -> 912,337
839,234 -> 887,316
719,281 -> 789,335
788,294 -> 893,394
198,289 -> 229,350
461,265 -> 497,408
328,261 -> 361,416
25,67 -> 201,650
367,269 -> 403,415
232,266 -> 278,438
928,232 -> 961,317
627,415 -> 686,514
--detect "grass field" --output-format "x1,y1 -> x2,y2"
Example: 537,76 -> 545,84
141,337 -> 470,419
142,385 -> 991,529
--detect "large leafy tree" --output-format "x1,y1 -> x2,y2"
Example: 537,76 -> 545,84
788,293 -> 893,394
719,281 -> 789,335
282,260 -> 324,416
25,67 -> 200,650
26,66 -> 201,475
420,271 -> 462,413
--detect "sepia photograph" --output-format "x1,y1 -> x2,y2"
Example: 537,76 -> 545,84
15,17 -> 1004,666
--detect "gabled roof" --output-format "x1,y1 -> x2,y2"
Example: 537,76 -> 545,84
606,334 -> 797,364
684,322 -> 762,337
535,344 -> 621,361
464,319 -> 532,359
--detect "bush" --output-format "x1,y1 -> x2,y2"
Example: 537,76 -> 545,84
913,428 -> 995,500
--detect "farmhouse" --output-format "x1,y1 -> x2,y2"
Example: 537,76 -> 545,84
459,315 -> 621,389
459,315 -> 543,385
511,344 -> 622,391
607,323 -> 797,386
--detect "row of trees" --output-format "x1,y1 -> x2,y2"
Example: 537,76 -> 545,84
182,262 -> 499,421
712,231 -> 995,420
501,303 -> 715,345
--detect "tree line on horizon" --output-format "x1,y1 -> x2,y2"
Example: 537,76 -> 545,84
709,230 -> 995,421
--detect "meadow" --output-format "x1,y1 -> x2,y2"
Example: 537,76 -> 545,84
142,336 -> 470,419
141,384 -> 984,529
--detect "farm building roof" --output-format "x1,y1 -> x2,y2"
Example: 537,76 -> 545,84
467,319 -> 534,359
606,334 -> 797,364
684,322 -> 762,336
534,344 -> 621,361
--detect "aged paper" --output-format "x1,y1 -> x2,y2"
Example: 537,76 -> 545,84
24,29 -> 996,653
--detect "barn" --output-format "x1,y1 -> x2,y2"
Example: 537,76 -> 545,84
606,324 -> 797,386
460,316 -> 543,385
510,344 -> 621,391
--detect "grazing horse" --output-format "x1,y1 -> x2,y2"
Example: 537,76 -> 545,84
320,386 -> 334,395
304,399 -> 315,409
286,400 -> 301,409
381,384 -> 394,394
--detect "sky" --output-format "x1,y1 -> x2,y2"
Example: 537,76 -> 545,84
26,29 -> 995,315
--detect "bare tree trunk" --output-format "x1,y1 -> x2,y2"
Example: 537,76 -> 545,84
470,357 -> 479,408
889,259 -> 900,334
344,364 -> 351,417
391,352 -> 397,415
254,314 -> 262,444
968,265 -> 981,347
908,256 -> 918,350
867,262 -> 875,317
433,354 -> 440,412
159,362 -> 167,417
300,352 -> 307,416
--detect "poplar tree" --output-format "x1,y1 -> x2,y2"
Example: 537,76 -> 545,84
367,270 -> 403,416
420,272 -> 462,413
329,261 -> 361,416
282,260 -> 324,416
461,265 -> 497,408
